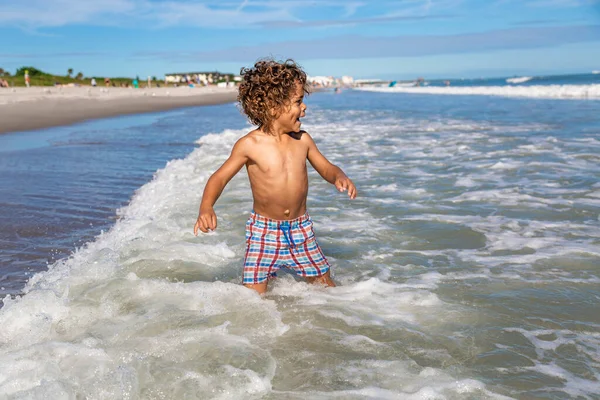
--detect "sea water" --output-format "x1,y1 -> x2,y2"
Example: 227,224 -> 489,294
0,78 -> 599,399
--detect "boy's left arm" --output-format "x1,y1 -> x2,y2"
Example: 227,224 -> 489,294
304,132 -> 357,199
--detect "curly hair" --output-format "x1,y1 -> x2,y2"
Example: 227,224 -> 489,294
237,58 -> 309,134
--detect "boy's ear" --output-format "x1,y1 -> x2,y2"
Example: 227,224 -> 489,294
269,104 -> 284,118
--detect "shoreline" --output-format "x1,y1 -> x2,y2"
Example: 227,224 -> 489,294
0,86 -> 238,134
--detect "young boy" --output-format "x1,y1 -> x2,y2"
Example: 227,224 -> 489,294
193,59 -> 356,294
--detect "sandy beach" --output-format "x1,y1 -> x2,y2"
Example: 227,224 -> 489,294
0,86 -> 238,134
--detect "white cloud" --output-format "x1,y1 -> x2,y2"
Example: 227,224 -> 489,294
0,0 -> 135,27
132,24 -> 600,62
0,0 -> 440,29
2,0 -> 590,31
496,0 -> 600,7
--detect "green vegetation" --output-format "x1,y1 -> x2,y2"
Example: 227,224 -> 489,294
1,66 -> 163,87
0,66 -> 235,87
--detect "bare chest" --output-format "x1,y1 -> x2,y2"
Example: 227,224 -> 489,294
248,145 -> 307,178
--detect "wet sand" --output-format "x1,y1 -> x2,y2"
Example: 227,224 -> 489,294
0,86 -> 238,134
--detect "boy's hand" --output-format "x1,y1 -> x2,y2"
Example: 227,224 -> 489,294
194,207 -> 217,235
335,175 -> 357,199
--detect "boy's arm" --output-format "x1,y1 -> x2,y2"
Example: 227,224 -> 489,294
194,138 -> 249,234
304,132 -> 357,199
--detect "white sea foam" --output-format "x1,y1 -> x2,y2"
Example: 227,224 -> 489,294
502,328 -> 600,398
506,76 -> 532,84
2,97 -> 599,398
356,83 -> 600,99
0,126 -> 290,398
0,121 -> 501,398
455,176 -> 476,187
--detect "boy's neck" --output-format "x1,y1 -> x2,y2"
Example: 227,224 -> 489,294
259,125 -> 287,138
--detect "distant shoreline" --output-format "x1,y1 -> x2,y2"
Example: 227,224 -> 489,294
0,86 -> 238,135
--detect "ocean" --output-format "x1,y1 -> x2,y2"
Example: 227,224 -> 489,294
397,72 -> 600,88
379,72 -> 600,99
0,73 -> 599,399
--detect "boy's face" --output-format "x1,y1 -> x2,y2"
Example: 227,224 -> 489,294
274,82 -> 306,133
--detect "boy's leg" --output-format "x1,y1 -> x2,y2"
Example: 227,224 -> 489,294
243,241 -> 278,295
305,270 -> 336,287
243,282 -> 268,295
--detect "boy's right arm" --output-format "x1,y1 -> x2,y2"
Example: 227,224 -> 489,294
194,138 -> 250,235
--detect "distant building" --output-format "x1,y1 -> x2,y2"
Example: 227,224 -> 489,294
341,76 -> 354,85
307,75 -> 335,87
164,71 -> 237,85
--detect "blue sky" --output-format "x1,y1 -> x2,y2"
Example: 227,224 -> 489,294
1,0 -> 599,79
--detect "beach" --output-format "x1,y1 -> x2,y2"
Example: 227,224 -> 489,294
1,77 -> 599,398
0,86 -> 238,134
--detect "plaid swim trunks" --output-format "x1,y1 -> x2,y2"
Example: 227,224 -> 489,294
243,211 -> 330,285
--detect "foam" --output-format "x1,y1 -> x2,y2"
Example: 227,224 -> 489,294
506,76 -> 533,84
502,328 -> 600,398
2,97 -> 599,397
0,125 -> 292,398
271,362 -> 513,399
356,84 -> 600,99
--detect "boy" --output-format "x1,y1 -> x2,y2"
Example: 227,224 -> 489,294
193,59 -> 356,294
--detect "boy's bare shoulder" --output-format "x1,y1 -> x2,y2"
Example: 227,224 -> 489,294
234,129 -> 262,149
297,130 -> 316,144
245,128 -> 264,141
